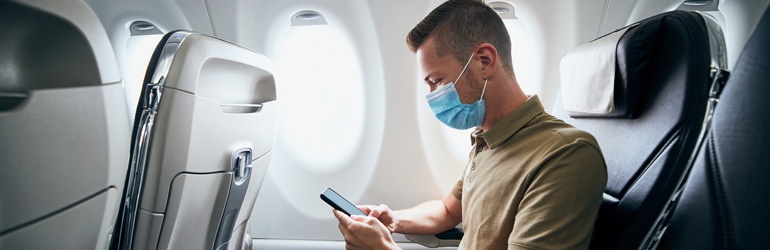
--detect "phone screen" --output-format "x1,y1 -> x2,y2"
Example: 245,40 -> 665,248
320,188 -> 367,216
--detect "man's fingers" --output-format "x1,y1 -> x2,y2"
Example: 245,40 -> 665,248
354,215 -> 385,229
377,204 -> 391,217
333,209 -> 353,227
358,205 -> 374,214
335,210 -> 353,240
368,208 -> 381,217
368,204 -> 389,218
338,220 -> 349,236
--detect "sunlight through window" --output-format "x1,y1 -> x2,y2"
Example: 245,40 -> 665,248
273,24 -> 365,172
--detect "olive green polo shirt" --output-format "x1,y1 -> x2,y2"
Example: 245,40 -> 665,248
451,95 -> 607,250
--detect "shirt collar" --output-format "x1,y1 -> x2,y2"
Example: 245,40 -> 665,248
472,95 -> 545,149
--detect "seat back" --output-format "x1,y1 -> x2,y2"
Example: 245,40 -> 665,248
553,11 -> 723,249
0,0 -> 129,249
657,4 -> 770,249
111,31 -> 278,250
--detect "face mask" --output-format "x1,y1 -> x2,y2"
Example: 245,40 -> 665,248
425,53 -> 488,130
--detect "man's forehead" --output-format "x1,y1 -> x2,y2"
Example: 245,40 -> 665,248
416,36 -> 439,57
418,38 -> 455,66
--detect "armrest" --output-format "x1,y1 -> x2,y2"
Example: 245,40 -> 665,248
404,228 -> 463,248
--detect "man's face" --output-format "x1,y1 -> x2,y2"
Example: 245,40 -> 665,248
416,38 -> 481,105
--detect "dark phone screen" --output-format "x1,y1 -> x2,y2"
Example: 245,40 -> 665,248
321,188 -> 367,216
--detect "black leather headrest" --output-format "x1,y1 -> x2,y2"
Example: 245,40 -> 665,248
612,19 -> 662,118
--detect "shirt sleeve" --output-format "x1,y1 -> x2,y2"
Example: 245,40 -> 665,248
508,140 -> 607,250
451,170 -> 464,201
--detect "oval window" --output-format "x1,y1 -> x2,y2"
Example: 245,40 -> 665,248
272,23 -> 366,172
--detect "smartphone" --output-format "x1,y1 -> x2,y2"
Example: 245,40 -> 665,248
320,188 -> 367,216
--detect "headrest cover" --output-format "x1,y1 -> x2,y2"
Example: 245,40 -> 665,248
559,19 -> 662,118
559,25 -> 632,116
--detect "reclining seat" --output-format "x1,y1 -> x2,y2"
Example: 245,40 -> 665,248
110,31 -> 279,250
657,4 -> 770,249
553,10 -> 727,250
0,0 -> 130,249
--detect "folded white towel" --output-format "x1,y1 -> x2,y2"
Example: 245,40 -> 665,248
559,26 -> 632,114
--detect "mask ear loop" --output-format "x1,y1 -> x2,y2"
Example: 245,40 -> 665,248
479,78 -> 488,101
454,52 -> 476,85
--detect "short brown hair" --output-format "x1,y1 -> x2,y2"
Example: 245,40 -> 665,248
406,0 -> 513,74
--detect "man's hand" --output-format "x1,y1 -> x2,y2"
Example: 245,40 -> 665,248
334,209 -> 401,250
359,204 -> 398,234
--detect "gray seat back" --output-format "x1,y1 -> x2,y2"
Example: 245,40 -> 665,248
0,0 -> 129,249
111,31 -> 278,250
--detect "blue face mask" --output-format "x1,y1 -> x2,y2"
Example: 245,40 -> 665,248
425,53 -> 488,130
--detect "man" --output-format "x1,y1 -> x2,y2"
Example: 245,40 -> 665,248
333,0 -> 607,249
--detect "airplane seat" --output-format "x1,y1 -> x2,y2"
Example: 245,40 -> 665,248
656,4 -> 770,250
405,10 -> 728,250
552,10 -> 726,250
0,0 -> 130,249
110,31 -> 278,250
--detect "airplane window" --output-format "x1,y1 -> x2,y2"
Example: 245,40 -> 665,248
272,22 -> 365,171
504,18 -> 541,95
250,9 -> 383,227
123,33 -> 162,119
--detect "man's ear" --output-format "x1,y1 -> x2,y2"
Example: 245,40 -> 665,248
475,43 -> 498,79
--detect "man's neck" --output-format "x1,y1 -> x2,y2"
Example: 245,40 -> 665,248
479,79 -> 528,132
